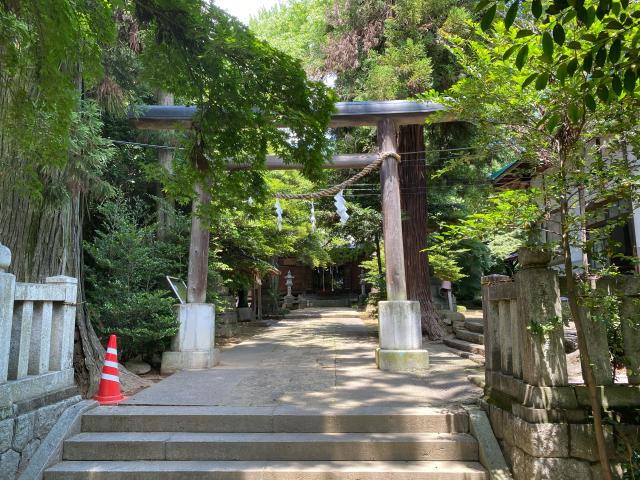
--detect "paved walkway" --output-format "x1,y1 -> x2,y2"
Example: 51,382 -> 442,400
125,308 -> 482,408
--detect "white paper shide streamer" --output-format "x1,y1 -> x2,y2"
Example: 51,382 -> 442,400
310,201 -> 316,231
334,190 -> 349,225
275,198 -> 283,231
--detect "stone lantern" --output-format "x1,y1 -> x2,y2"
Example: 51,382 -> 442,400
283,271 -> 296,309
359,270 -> 367,304
285,271 -> 294,297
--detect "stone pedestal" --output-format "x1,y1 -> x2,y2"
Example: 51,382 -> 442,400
376,300 -> 429,372
237,307 -> 255,322
216,288 -> 239,338
161,303 -> 219,374
283,295 -> 296,310
217,309 -> 238,338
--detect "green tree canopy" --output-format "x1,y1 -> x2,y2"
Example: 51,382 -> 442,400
0,0 -> 115,190
477,0 -> 640,114
135,0 -> 336,184
250,0 -> 329,78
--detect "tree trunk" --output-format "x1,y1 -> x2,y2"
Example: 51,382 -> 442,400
0,160 -> 149,397
557,148 -> 612,480
375,232 -> 383,277
0,155 -> 74,283
398,124 -> 444,339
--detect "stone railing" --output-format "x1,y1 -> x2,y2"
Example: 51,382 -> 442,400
482,249 -> 640,478
0,245 -> 78,407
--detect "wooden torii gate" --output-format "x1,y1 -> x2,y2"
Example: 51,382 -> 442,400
131,100 -> 445,373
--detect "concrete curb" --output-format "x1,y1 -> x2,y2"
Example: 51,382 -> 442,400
463,405 -> 513,480
17,399 -> 98,480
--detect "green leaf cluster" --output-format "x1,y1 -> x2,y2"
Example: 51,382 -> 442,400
135,0 -> 336,182
477,0 -> 640,117
250,0 -> 329,78
0,0 -> 115,191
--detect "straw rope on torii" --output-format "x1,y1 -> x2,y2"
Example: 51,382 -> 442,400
274,151 -> 401,200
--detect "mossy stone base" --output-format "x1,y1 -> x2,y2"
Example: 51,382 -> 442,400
376,348 -> 429,373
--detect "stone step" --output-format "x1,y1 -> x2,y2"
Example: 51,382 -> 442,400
467,375 -> 485,389
445,342 -> 485,365
453,351 -> 485,366
286,312 -> 360,319
454,328 -> 484,345
464,320 -> 484,334
63,432 -> 479,462
443,337 -> 485,356
452,320 -> 466,332
45,460 -> 489,479
438,310 -> 465,325
82,406 -> 469,434
305,299 -> 353,307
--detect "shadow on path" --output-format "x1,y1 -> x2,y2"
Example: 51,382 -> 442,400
125,308 -> 483,408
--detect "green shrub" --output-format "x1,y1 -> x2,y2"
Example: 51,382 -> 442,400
92,291 -> 177,360
85,196 -> 182,361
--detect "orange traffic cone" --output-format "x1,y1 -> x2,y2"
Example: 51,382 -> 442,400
94,335 -> 126,405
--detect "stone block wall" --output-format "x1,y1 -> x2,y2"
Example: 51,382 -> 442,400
483,400 -> 635,479
0,387 -> 79,479
481,248 -> 640,479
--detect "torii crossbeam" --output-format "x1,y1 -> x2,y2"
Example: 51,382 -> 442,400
130,100 -> 445,374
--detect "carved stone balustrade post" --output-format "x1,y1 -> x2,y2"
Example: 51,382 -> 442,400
515,248 -> 568,387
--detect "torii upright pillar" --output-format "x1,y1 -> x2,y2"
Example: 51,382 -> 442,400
376,119 -> 429,372
161,182 -> 220,375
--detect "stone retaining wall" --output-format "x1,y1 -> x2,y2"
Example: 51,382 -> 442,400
482,399 -> 637,479
481,248 -> 640,479
0,387 -> 80,479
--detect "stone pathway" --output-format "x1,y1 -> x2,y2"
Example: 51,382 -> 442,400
125,308 -> 483,408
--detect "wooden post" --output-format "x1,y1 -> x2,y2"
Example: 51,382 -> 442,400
256,280 -> 263,321
374,123 -> 429,371
187,184 -> 211,303
157,91 -> 175,239
377,119 -> 407,301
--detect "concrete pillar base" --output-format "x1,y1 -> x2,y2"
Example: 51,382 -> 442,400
378,300 -> 422,349
376,348 -> 429,372
161,349 -> 220,375
376,300 -> 429,372
161,303 -> 217,374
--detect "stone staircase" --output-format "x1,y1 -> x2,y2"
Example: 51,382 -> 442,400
45,405 -> 488,479
442,312 -> 485,365
305,294 -> 353,308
